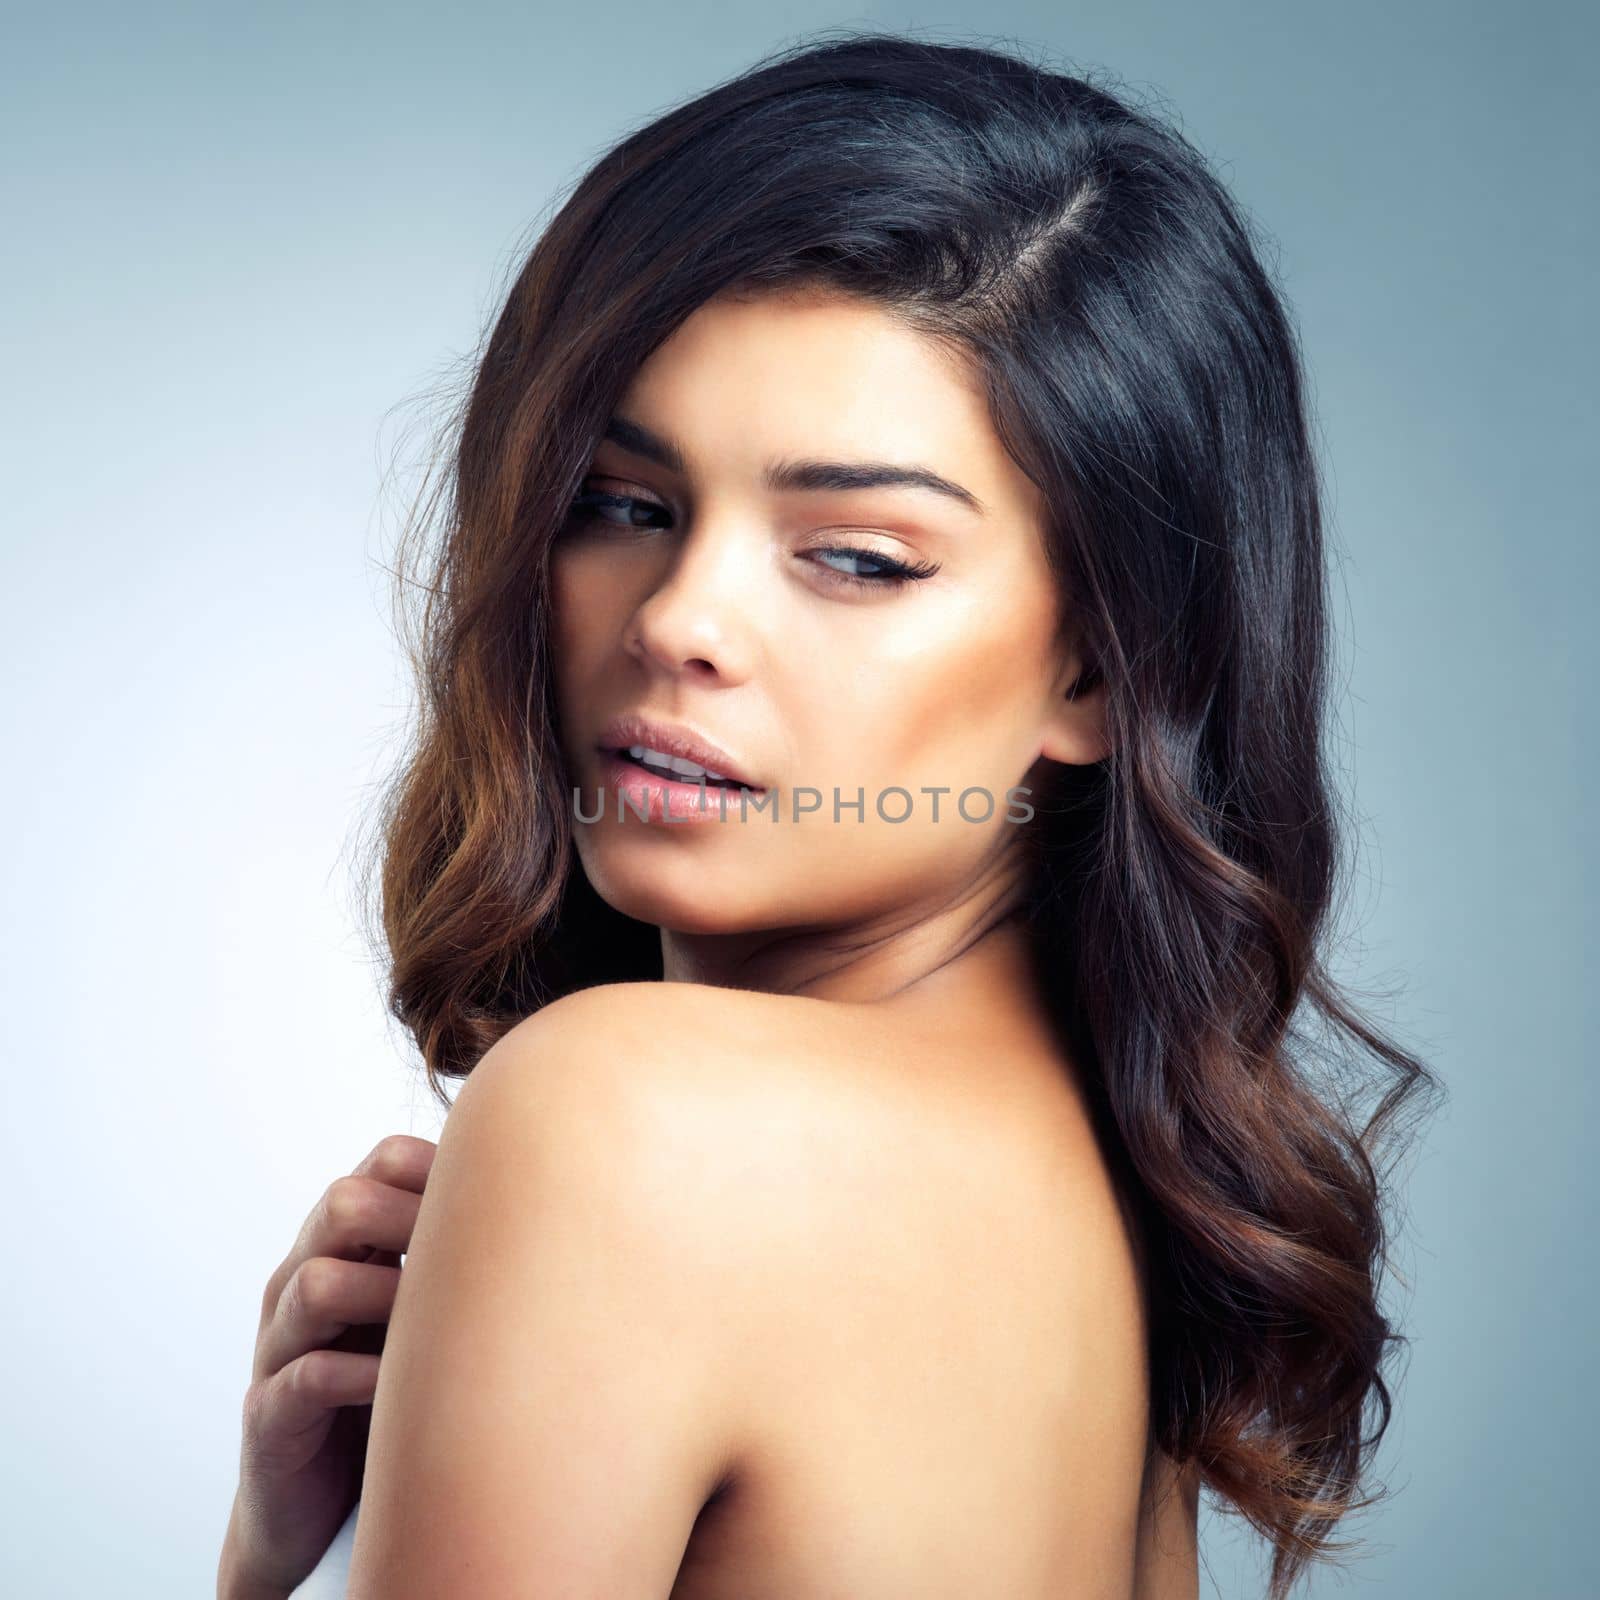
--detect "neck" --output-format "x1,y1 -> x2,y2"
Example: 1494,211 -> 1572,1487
657,870 -> 1039,1013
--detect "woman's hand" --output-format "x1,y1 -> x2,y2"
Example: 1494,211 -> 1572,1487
218,1135 -> 437,1600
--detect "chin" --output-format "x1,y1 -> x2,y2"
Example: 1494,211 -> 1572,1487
576,836 -> 771,935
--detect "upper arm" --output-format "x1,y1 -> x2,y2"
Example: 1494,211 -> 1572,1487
346,984 -> 761,1599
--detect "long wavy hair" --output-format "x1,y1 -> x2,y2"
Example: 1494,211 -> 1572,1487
355,29 -> 1441,1598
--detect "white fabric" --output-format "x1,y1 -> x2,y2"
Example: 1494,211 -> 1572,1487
287,1500 -> 360,1598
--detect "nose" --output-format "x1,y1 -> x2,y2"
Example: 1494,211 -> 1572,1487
623,514 -> 759,683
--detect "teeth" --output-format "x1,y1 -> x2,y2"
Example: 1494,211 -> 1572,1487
626,744 -> 727,781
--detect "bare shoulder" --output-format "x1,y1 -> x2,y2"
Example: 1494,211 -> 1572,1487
466,981 -> 1176,1592
484,979 -> 1148,1365
476,977 -> 1138,1278
485,980 -> 815,1066
459,980 -> 860,1268
473,980 -> 832,1115
517,978 -> 833,1036
478,979 -> 887,1131
466,981 -> 980,1317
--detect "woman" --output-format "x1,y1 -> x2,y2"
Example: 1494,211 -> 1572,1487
219,29 -> 1437,1600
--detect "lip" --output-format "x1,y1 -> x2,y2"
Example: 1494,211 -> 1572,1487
595,749 -> 766,824
595,712 -> 764,791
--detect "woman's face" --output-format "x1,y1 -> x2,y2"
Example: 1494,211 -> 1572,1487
551,286 -> 1103,946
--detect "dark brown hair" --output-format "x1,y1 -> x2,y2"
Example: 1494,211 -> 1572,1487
356,29 -> 1441,1597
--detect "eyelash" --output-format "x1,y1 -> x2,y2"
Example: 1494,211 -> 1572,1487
562,489 -> 941,591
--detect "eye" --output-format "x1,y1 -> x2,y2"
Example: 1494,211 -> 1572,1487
559,483 -> 941,591
810,545 -> 942,590
563,486 -> 672,532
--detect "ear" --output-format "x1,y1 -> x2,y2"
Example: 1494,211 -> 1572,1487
1037,635 -> 1109,767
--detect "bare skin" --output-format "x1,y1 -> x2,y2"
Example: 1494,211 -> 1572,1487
644,932 -> 1201,1598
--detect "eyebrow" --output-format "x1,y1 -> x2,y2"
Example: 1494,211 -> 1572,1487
601,413 -> 987,516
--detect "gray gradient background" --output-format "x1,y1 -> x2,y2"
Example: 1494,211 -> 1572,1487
3,4 -> 1592,1596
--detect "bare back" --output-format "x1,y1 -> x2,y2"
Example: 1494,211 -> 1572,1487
664,988 -> 1200,1599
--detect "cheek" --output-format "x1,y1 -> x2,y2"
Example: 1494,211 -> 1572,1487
547,559 -> 621,769
548,555 -> 586,654
847,595 -> 1055,791
549,555 -> 623,679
